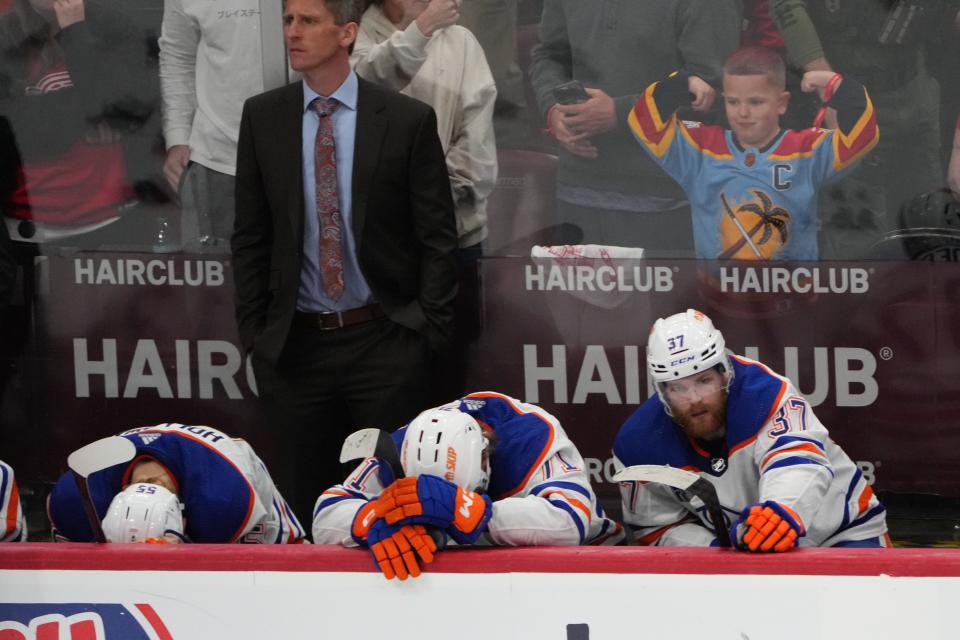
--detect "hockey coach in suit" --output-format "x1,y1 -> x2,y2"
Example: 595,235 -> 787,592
232,0 -> 458,525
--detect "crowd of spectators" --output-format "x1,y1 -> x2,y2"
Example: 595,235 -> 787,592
0,0 -> 957,261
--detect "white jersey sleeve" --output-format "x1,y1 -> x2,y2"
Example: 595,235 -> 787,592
486,450 -> 622,546
312,457 -> 389,546
747,371 -> 885,546
0,461 -> 26,542
480,396 -> 623,546
751,386 -> 835,534
230,439 -> 307,544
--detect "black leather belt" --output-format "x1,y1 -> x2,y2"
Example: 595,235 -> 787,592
295,303 -> 384,330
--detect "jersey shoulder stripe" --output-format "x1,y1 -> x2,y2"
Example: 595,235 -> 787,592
726,356 -> 789,449
833,89 -> 879,171
548,498 -> 586,544
768,128 -> 829,160
614,399 -> 692,468
530,480 -> 592,501
628,82 -> 678,157
459,393 -> 557,500
683,123 -> 733,159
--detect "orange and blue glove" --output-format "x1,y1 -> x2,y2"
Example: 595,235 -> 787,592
731,501 -> 803,552
351,498 -> 382,546
376,475 -> 492,545
366,520 -> 438,581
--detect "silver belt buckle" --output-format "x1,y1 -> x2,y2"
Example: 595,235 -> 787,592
317,310 -> 345,330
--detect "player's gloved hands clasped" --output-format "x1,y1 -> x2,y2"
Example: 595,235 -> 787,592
366,520 -> 438,581
731,501 -> 803,552
376,475 -> 493,545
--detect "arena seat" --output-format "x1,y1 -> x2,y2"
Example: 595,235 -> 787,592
865,189 -> 960,261
865,227 -> 960,262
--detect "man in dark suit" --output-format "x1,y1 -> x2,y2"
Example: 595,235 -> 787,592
232,0 -> 458,525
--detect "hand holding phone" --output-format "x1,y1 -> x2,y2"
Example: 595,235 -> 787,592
553,80 -> 590,105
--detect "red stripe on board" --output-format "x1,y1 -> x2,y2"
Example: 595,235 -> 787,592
2,544 -> 960,577
134,604 -> 174,640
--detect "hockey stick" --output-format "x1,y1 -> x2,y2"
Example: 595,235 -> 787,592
612,464 -> 732,547
720,192 -> 763,259
339,427 -> 403,480
67,436 -> 137,543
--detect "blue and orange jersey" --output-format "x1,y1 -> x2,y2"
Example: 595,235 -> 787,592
314,392 -> 624,547
48,424 -> 305,544
627,72 -> 878,260
0,461 -> 26,542
613,356 -> 886,547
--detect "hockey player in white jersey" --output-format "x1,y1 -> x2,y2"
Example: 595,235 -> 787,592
48,424 -> 306,543
313,391 -> 623,579
1,460 -> 26,542
613,309 -> 889,551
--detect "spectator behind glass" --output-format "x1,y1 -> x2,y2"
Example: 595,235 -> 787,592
351,0 -> 497,263
627,47 -> 878,261
529,0 -> 741,256
158,0 -> 264,253
457,0 -> 530,148
0,0 -> 157,248
740,0 -> 820,130
768,0 -> 958,243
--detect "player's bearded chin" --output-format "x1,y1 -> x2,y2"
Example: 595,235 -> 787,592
672,393 -> 728,442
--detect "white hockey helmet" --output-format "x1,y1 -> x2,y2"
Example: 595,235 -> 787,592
400,407 -> 490,493
647,309 -> 733,405
102,482 -> 184,543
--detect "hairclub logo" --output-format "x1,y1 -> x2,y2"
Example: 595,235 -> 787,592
0,604 -> 173,640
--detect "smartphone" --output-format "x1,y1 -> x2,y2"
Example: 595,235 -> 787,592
553,80 -> 590,105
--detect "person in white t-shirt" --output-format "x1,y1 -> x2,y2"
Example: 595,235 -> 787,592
159,0 -> 264,252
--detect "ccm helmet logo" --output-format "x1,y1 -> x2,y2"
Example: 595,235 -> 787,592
669,355 -> 695,367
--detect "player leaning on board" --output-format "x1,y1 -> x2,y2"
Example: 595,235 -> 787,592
613,309 -> 889,550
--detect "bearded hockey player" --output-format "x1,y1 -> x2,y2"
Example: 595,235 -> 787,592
313,391 -> 623,580
48,423 -> 305,543
613,309 -> 889,551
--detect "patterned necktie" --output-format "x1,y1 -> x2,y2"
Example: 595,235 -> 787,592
310,97 -> 344,301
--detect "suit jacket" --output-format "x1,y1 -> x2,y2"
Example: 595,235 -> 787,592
232,76 -> 458,366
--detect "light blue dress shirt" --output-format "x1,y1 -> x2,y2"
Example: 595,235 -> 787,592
297,71 -> 374,312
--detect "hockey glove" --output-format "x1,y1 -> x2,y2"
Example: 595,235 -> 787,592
351,499 -> 381,546
366,520 -> 438,581
376,475 -> 493,545
731,501 -> 803,552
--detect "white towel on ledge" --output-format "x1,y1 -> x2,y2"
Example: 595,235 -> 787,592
530,244 -> 644,260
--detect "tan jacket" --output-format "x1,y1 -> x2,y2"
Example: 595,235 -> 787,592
352,5 -> 498,247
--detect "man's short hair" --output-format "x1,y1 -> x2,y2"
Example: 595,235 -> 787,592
723,47 -> 786,91
282,0 -> 363,24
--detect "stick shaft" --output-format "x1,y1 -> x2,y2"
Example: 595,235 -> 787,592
72,471 -> 106,543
